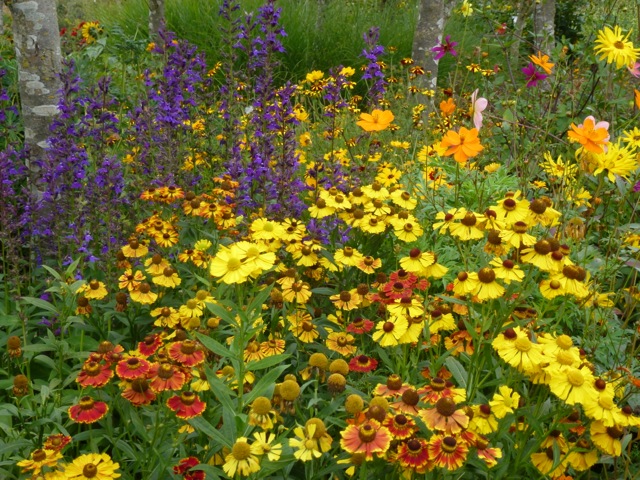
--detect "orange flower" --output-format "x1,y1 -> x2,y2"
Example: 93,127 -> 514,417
440,127 -> 484,163
76,360 -> 114,388
635,89 -> 640,109
356,109 -> 395,132
440,98 -> 456,116
68,396 -> 109,423
340,418 -> 392,460
530,51 -> 554,75
567,117 -> 609,153
166,391 -> 206,419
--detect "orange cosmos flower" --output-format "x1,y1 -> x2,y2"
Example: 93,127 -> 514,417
530,51 -> 554,75
635,89 -> 640,109
567,116 -> 610,153
340,418 -> 392,460
167,391 -> 206,419
356,109 -> 395,132
68,396 -> 109,423
76,360 -> 114,388
440,127 -> 484,163
440,98 -> 456,116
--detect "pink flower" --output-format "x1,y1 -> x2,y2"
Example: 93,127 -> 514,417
521,62 -> 547,87
470,89 -> 488,130
628,62 -> 640,78
432,35 -> 458,61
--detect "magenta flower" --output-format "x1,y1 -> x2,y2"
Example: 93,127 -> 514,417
431,35 -> 458,61
521,62 -> 547,87
633,180 -> 640,192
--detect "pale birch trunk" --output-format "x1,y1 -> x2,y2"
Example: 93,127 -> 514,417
8,0 -> 62,166
533,0 -> 555,54
510,0 -> 535,62
412,0 -> 446,90
148,0 -> 165,40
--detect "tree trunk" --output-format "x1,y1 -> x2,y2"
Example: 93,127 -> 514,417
533,0 -> 555,54
412,0 -> 445,90
510,0 -> 534,62
8,0 -> 62,166
148,0 -> 165,40
412,0 -> 454,91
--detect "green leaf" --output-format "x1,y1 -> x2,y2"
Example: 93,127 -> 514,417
310,287 -> 334,296
445,356 -> 468,389
244,364 -> 289,405
204,365 -> 237,412
19,296 -> 59,315
246,285 -> 273,318
246,354 -> 290,371
206,303 -> 238,327
189,416 -> 233,448
195,332 -> 236,361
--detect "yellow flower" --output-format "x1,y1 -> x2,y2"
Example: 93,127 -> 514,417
489,385 -> 520,419
253,431 -> 282,461
459,0 -> 473,17
77,280 -> 108,300
594,25 -> 640,69
356,109 -> 395,132
209,245 -> 251,284
223,437 -> 263,477
593,141 -> 638,182
17,449 -> 62,475
63,452 -> 120,480
529,51 -> 554,75
546,365 -> 597,405
372,316 -> 409,347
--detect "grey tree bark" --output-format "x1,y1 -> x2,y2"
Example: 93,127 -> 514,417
533,0 -> 555,54
148,0 -> 165,40
510,0 -> 535,62
411,0 -> 453,90
8,0 -> 62,166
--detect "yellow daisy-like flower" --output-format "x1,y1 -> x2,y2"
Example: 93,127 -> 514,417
17,449 -> 62,475
63,452 -> 120,480
250,218 -> 285,242
253,431 -> 282,461
223,437 -> 263,477
489,258 -> 524,284
546,365 -> 597,405
77,280 -> 108,300
593,141 -> 638,182
209,245 -> 252,284
489,385 -> 521,419
540,152 -> 577,180
594,25 -> 640,69
590,420 -> 624,456
372,316 -> 409,347
492,327 -> 544,375
621,126 -> 640,149
474,267 -> 505,300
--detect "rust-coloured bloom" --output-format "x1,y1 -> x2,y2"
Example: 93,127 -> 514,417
440,127 -> 484,163
138,334 -> 163,356
383,413 -> 418,440
340,418 -> 392,460
167,391 -> 206,419
43,433 -> 72,452
148,362 -> 187,392
121,378 -> 156,406
397,437 -> 431,473
68,396 -> 109,423
168,340 -> 205,367
7,335 -> 22,357
115,357 -> 151,380
76,360 -> 114,388
349,354 -> 378,373
420,397 -> 470,434
173,456 -> 205,480
428,435 -> 469,470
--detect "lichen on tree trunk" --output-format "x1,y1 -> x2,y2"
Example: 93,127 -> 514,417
148,0 -> 165,40
8,0 -> 62,166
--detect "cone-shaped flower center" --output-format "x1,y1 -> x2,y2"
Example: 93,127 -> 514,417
435,397 -> 457,417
